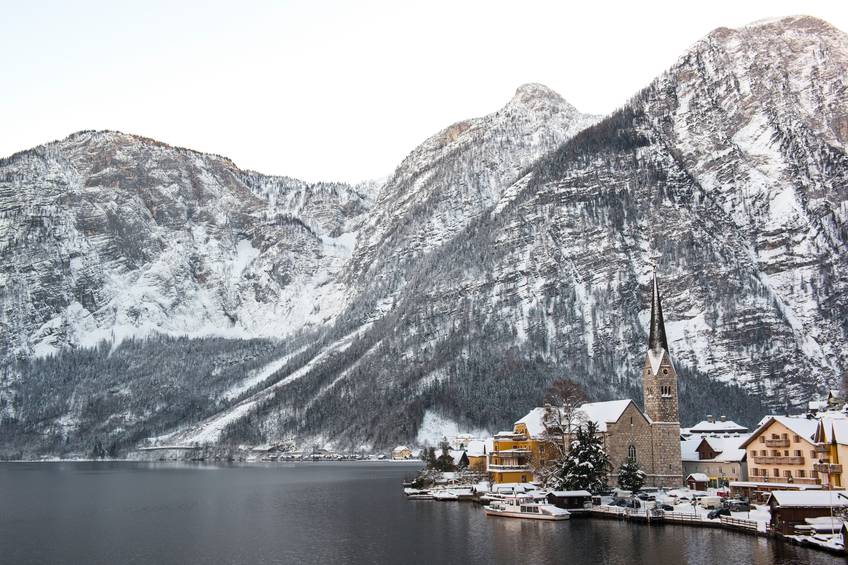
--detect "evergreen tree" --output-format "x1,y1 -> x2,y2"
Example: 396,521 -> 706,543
617,456 -> 645,492
547,421 -> 610,492
433,440 -> 456,472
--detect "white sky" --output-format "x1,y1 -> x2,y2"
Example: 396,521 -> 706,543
2,0 -> 846,183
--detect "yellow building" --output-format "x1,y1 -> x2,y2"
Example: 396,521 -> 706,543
740,415 -> 848,488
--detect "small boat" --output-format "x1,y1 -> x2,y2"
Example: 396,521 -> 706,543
432,490 -> 459,501
484,496 -> 570,521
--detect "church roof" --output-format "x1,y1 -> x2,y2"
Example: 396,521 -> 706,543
648,270 -> 669,353
514,400 -> 645,437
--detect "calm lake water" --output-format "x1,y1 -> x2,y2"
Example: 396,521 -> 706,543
0,461 -> 842,565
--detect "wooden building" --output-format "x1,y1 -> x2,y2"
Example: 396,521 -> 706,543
768,490 -> 848,534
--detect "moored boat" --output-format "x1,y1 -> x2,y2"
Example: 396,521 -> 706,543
483,496 -> 570,521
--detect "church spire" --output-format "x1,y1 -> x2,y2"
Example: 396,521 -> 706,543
648,269 -> 669,353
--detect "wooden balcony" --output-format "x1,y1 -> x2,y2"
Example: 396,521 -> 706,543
765,438 -> 790,448
814,463 -> 843,474
752,456 -> 805,465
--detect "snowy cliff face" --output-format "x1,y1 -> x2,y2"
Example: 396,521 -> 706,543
218,16 -> 847,449
344,83 -> 600,316
0,131 -> 375,360
2,17 -> 847,456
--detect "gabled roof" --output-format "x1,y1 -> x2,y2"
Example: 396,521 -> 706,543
741,416 -> 819,448
687,473 -> 709,482
681,434 -> 749,463
392,445 -> 410,452
578,400 -> 645,432
514,400 -> 645,438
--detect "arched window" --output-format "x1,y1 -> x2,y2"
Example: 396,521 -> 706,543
628,445 -> 636,461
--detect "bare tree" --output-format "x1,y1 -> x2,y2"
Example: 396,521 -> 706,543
535,378 -> 588,486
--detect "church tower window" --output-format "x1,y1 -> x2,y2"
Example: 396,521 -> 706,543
628,445 -> 636,461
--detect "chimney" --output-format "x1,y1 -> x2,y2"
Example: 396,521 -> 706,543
720,415 -> 726,422
707,415 -> 715,424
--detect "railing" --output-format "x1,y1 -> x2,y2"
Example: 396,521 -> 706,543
765,438 -> 790,448
661,512 -> 718,526
814,463 -> 843,474
487,464 -> 531,471
752,456 -> 804,465
720,516 -> 760,532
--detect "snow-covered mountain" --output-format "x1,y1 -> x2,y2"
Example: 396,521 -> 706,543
0,131 -> 376,360
1,16 -> 846,457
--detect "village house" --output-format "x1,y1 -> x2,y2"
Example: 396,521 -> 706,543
740,415 -> 848,489
768,490 -> 848,534
681,432 -> 749,486
488,271 -> 683,487
391,445 -> 413,460
808,390 -> 844,414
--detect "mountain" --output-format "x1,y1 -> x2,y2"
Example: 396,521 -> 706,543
0,16 -> 846,458
0,130 -> 376,362
206,15 -> 846,449
0,83 -> 599,456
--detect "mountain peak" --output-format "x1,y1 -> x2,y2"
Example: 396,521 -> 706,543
508,83 -> 580,116
511,82 -> 564,104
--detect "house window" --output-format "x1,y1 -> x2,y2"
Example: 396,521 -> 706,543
771,434 -> 779,440
782,433 -> 788,440
794,435 -> 800,443
811,470 -> 818,479
810,450 -> 817,458
628,445 -> 637,461
759,437 -> 765,443
794,450 -> 801,457
784,470 -> 792,478
773,469 -> 780,478
798,470 -> 806,478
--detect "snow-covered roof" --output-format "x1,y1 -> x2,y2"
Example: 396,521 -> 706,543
392,445 -> 410,452
745,414 -> 848,449
743,416 -> 819,448
515,407 -> 547,438
514,400 -> 641,437
770,491 -> 848,508
466,439 -> 488,457
578,400 -> 641,432
729,481 -> 821,490
549,490 -> 592,497
680,437 -> 703,461
683,434 -> 750,463
687,473 -> 709,482
689,419 -> 748,433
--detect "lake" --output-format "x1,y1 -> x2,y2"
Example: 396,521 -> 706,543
0,461 -> 842,565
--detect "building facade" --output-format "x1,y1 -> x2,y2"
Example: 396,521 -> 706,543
740,415 -> 848,489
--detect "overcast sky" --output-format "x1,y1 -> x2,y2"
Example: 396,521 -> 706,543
2,0 -> 846,182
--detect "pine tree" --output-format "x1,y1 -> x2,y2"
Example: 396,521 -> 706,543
547,421 -> 610,492
617,456 -> 645,492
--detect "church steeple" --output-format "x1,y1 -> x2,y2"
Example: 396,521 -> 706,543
642,268 -> 679,423
648,269 -> 669,353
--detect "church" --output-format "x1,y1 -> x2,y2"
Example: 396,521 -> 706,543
489,271 -> 684,487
